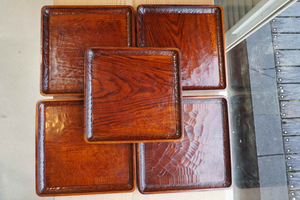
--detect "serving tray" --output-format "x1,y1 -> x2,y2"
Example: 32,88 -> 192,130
137,97 -> 231,194
137,5 -> 226,91
84,48 -> 182,143
36,99 -> 135,196
41,6 -> 135,96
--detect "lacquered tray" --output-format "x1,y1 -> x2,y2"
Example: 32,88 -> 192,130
36,99 -> 135,196
137,5 -> 226,91
137,97 -> 231,194
84,47 -> 182,143
41,6 -> 135,96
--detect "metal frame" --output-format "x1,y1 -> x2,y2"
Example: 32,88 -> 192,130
225,0 -> 297,51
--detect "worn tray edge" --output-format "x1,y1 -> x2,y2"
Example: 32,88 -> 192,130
136,5 -> 227,91
40,5 -> 136,96
136,96 -> 232,194
35,98 -> 136,196
84,47 -> 183,143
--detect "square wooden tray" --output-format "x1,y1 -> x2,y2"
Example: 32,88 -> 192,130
36,99 -> 135,196
84,47 -> 182,143
137,5 -> 226,91
41,6 -> 135,96
136,96 -> 231,194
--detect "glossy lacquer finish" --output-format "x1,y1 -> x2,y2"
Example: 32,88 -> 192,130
137,5 -> 226,90
85,48 -> 182,143
137,97 -> 231,194
36,100 -> 135,196
41,6 -> 135,95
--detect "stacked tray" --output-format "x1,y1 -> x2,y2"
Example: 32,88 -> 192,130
36,5 -> 231,196
36,100 -> 135,196
137,97 -> 231,194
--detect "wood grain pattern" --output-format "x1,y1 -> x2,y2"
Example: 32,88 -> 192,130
52,0 -> 222,200
36,99 -> 135,196
41,6 -> 135,96
137,5 -> 226,91
137,97 -> 231,194
85,48 -> 182,143
277,67 -> 300,83
282,118 -> 300,136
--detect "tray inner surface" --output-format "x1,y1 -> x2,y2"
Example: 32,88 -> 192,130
138,5 -> 226,90
85,48 -> 182,142
41,6 -> 134,95
137,97 -> 231,193
36,100 -> 134,195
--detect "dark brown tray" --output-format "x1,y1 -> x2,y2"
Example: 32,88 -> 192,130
84,47 -> 182,143
41,6 -> 135,96
137,97 -> 231,194
137,5 -> 226,91
36,99 -> 135,196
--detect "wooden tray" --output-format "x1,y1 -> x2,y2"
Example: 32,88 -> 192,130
84,47 -> 182,143
41,6 -> 135,96
137,5 -> 226,91
137,97 -> 231,194
36,99 -> 135,196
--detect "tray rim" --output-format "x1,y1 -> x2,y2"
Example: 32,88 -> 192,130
40,5 -> 136,97
136,4 -> 227,92
84,47 -> 183,144
35,98 -> 136,196
136,95 -> 232,194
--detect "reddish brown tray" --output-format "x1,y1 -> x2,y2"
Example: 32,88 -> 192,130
137,5 -> 226,91
137,97 -> 231,194
41,6 -> 135,96
84,48 -> 182,143
36,99 -> 135,196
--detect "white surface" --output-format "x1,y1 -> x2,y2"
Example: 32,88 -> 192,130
0,0 -> 52,199
55,189 -> 232,200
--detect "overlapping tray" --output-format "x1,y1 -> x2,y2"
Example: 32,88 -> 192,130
137,5 -> 226,91
36,5 -> 230,196
41,6 -> 135,96
84,48 -> 182,143
137,97 -> 231,194
36,99 -> 135,196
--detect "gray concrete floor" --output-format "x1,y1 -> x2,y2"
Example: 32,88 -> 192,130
0,0 -> 52,199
